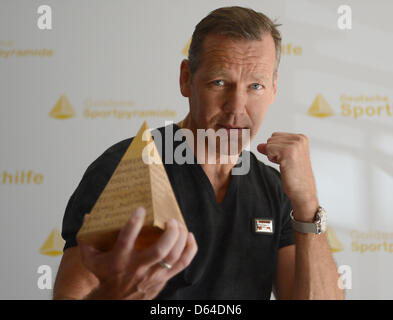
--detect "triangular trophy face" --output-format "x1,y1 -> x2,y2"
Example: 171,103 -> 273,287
77,121 -> 187,251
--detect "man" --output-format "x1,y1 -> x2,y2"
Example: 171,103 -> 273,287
54,6 -> 344,300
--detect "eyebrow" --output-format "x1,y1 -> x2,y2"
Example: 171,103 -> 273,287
249,73 -> 269,82
203,69 -> 269,82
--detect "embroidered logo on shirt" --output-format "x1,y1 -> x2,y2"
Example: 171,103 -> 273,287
254,219 -> 274,234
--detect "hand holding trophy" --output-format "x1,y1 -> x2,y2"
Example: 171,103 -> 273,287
76,122 -> 197,299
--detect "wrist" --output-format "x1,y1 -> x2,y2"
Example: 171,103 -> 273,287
290,205 -> 327,235
291,197 -> 319,222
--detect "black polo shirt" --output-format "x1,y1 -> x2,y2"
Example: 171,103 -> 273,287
61,123 -> 295,299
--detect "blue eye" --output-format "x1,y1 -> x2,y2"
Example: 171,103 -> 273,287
251,83 -> 263,90
213,80 -> 224,86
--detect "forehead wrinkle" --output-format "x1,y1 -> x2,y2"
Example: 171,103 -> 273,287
203,46 -> 264,65
201,46 -> 274,82
200,33 -> 276,72
203,61 -> 271,82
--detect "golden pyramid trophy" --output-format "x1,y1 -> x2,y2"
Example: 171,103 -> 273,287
77,121 -> 187,251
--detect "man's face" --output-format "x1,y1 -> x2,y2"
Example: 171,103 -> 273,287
180,33 -> 278,152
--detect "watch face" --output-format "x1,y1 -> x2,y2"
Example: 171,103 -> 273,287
318,208 -> 327,233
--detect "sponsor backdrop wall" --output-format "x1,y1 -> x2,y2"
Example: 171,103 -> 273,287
1,0 -> 392,299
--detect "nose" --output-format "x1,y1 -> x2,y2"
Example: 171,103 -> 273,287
222,85 -> 247,116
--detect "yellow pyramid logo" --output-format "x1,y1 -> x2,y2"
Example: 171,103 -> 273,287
182,38 -> 191,56
307,94 -> 334,118
49,95 -> 76,119
77,121 -> 187,251
326,226 -> 344,253
39,228 -> 65,256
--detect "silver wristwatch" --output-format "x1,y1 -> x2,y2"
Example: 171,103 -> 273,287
290,206 -> 327,234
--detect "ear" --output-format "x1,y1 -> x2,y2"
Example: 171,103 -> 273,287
179,59 -> 191,97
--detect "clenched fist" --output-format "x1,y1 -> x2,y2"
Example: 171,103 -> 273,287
257,132 -> 319,221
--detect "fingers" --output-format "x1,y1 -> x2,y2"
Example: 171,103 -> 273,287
257,143 -> 267,155
161,220 -> 188,266
148,220 -> 189,275
139,218 -> 180,268
114,207 -> 146,255
258,143 -> 282,163
258,133 -> 307,146
140,228 -> 198,294
137,220 -> 189,292
258,132 -> 309,164
267,133 -> 309,149
167,231 -> 198,278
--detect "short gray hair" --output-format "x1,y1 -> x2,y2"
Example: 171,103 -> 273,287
188,6 -> 282,78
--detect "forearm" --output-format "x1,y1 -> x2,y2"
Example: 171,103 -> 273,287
293,232 -> 344,299
291,203 -> 345,300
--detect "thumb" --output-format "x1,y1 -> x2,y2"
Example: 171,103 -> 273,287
257,143 -> 267,155
114,206 -> 146,255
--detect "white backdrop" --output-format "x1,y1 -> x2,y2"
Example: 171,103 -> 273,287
1,0 -> 392,299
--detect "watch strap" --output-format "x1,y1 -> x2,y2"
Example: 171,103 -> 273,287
290,209 -> 323,234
